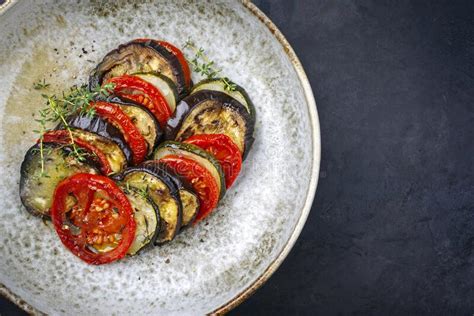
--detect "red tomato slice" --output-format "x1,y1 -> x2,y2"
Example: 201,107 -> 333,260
106,75 -> 172,127
184,134 -> 242,188
134,38 -> 191,89
41,130 -> 113,175
51,174 -> 136,265
92,101 -> 148,164
157,40 -> 192,89
159,155 -> 219,222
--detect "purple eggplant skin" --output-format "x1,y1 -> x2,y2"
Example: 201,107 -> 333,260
89,39 -> 187,99
19,143 -> 100,218
155,161 -> 200,228
57,113 -> 133,164
164,90 -> 255,160
112,160 -> 183,244
106,95 -> 163,151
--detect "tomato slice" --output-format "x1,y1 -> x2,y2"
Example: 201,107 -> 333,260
106,75 -> 172,127
51,174 -> 136,265
134,38 -> 191,89
157,40 -> 192,89
41,130 -> 113,175
92,101 -> 148,164
159,155 -> 219,222
184,134 -> 242,188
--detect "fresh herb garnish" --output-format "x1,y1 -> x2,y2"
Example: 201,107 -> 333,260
33,83 -> 115,176
221,77 -> 237,92
184,40 -> 237,92
33,79 -> 50,90
184,40 -> 221,79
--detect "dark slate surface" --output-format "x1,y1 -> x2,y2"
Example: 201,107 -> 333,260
2,0 -> 474,315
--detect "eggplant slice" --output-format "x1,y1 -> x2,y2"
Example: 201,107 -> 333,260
165,90 -> 255,159
19,144 -> 99,218
89,40 -> 187,99
114,161 -> 182,244
123,186 -> 161,255
156,162 -> 200,228
106,96 -> 162,155
59,113 -> 133,165
153,141 -> 226,201
191,78 -> 256,121
66,129 -> 127,174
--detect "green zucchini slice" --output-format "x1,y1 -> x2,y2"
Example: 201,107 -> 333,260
123,186 -> 160,255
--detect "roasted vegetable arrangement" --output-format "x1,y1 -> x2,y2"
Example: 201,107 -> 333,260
20,39 -> 255,264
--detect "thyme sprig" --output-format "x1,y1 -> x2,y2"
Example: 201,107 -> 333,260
184,40 -> 221,79
183,40 -> 237,92
34,83 -> 115,176
33,78 -> 50,90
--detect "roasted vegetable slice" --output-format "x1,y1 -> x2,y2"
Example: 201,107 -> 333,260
51,174 -> 136,265
90,39 -> 187,99
184,134 -> 242,188
133,73 -> 178,113
131,38 -> 189,97
191,78 -> 256,120
92,101 -> 148,164
114,162 -> 182,243
165,90 -> 255,159
123,186 -> 160,255
158,155 -> 219,223
19,144 -> 99,218
107,96 -> 162,155
157,162 -> 200,227
42,130 -> 127,175
106,75 -> 172,127
155,40 -> 192,89
153,141 -> 226,200
60,113 -> 133,164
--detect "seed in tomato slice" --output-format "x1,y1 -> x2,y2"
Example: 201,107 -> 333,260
51,174 -> 136,265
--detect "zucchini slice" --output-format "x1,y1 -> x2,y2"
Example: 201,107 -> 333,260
165,90 -> 255,159
156,162 -> 200,227
90,40 -> 187,99
60,113 -> 133,164
191,78 -> 256,120
153,141 -> 226,200
107,96 -> 162,155
123,186 -> 160,255
19,144 -> 99,218
133,73 -> 178,113
114,162 -> 182,243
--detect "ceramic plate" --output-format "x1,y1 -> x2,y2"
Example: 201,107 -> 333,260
0,0 -> 320,314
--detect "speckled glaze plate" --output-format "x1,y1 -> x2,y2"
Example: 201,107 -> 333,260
0,0 -> 320,314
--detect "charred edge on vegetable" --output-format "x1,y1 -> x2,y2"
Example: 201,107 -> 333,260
165,90 -> 255,160
89,40 -> 187,99
154,141 -> 226,200
113,161 -> 183,243
19,143 -> 99,218
192,78 -> 256,120
133,39 -> 188,99
155,161 -> 200,228
58,113 -> 133,164
106,95 -> 163,151
123,186 -> 161,255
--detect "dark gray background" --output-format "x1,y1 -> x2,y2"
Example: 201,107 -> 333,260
1,0 -> 473,315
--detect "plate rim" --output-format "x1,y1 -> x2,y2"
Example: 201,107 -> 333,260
0,1 -> 321,314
